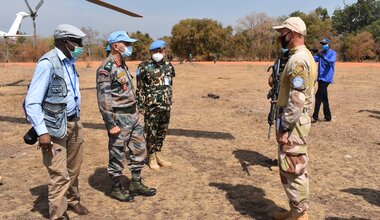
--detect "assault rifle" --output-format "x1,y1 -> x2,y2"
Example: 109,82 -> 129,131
310,48 -> 319,55
266,52 -> 289,139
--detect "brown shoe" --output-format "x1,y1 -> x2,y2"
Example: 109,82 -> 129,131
68,203 -> 89,215
273,210 -> 291,220
284,211 -> 308,220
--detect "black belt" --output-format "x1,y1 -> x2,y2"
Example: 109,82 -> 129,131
113,104 -> 136,114
67,114 -> 79,122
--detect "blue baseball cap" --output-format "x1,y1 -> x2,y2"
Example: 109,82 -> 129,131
108,31 -> 137,44
150,40 -> 166,51
320,38 -> 331,44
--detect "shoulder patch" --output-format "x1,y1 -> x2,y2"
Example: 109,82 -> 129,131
104,61 -> 113,71
147,64 -> 155,72
292,76 -> 304,89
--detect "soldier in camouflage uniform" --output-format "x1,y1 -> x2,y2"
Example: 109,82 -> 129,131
96,31 -> 156,202
136,40 -> 175,170
272,17 -> 317,220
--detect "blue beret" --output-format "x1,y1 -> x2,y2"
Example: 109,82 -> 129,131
108,31 -> 137,44
320,38 -> 330,44
105,44 -> 110,52
150,40 -> 166,51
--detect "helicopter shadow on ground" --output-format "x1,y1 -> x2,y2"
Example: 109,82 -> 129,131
358,109 -> 380,119
233,149 -> 278,175
341,188 -> 380,207
209,182 -> 286,220
0,115 -> 235,140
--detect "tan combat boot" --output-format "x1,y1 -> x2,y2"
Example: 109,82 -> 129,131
148,153 -> 160,170
155,152 -> 172,167
273,210 -> 291,220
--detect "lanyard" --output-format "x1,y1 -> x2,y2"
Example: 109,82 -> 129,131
63,62 -> 78,102
63,61 -> 80,117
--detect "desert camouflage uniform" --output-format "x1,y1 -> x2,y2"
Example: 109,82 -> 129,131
96,55 -> 147,177
136,59 -> 175,154
276,45 -> 317,214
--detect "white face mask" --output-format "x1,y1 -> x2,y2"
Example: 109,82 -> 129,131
152,52 -> 164,62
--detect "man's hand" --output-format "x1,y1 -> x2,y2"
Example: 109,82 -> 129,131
276,131 -> 289,145
138,109 -> 146,115
109,126 -> 121,136
268,75 -> 274,87
317,51 -> 324,57
38,133 -> 52,149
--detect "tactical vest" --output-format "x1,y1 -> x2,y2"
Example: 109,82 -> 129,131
39,49 -> 68,139
277,46 -> 316,109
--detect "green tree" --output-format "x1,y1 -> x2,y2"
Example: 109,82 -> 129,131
235,12 -> 275,60
171,18 -> 232,61
129,31 -> 153,61
345,31 -> 376,61
332,0 -> 380,34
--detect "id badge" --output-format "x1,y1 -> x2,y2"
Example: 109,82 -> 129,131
164,76 -> 170,85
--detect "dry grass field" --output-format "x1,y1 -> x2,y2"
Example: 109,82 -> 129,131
0,61 -> 379,220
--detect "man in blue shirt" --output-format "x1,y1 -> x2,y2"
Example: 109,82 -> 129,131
25,24 -> 88,219
312,38 -> 337,123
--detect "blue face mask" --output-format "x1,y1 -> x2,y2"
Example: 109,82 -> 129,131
121,46 -> 133,57
70,46 -> 84,59
67,41 -> 84,59
322,44 -> 329,52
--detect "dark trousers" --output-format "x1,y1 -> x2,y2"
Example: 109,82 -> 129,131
312,80 -> 331,121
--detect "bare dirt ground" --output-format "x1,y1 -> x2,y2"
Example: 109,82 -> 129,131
0,61 -> 379,220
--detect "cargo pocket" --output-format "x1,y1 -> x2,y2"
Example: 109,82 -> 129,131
43,103 -> 67,138
279,153 -> 308,175
299,115 -> 310,125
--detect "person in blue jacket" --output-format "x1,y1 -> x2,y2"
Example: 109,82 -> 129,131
312,38 -> 337,123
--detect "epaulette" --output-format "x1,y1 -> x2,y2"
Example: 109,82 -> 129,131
104,60 -> 114,72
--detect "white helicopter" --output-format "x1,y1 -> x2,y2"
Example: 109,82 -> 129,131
0,11 -> 31,40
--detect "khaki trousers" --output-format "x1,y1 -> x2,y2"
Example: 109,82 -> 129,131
42,119 -> 84,220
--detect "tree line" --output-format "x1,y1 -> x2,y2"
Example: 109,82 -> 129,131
1,0 -> 379,62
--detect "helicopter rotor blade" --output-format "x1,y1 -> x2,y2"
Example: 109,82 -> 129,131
24,0 -> 34,14
86,0 -> 143,18
35,0 -> 44,12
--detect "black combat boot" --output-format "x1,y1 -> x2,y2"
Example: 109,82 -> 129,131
129,179 -> 157,196
129,170 -> 156,196
110,180 -> 134,202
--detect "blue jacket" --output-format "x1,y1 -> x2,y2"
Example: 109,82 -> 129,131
314,49 -> 337,83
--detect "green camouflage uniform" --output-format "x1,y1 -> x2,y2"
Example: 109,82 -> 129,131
276,45 -> 317,214
96,55 -> 147,178
136,59 -> 175,154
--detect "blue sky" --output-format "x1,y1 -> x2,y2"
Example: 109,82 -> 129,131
1,0 -> 357,39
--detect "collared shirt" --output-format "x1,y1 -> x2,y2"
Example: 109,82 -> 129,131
314,49 -> 337,83
25,48 -> 81,135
